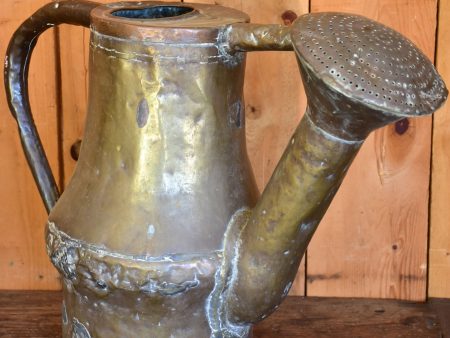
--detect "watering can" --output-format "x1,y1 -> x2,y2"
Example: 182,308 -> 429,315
4,1 -> 447,337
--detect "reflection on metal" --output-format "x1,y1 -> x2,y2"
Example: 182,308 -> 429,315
71,318 -> 91,338
62,301 -> 68,326
4,1 -> 447,337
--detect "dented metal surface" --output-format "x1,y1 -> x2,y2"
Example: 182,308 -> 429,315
4,1 -> 447,337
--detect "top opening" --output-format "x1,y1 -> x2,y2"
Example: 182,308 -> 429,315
112,6 -> 194,19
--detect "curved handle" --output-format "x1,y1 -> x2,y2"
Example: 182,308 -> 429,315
4,1 -> 99,213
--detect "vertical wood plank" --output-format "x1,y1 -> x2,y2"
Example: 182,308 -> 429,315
0,1 -> 61,289
306,0 -> 437,301
429,0 -> 450,298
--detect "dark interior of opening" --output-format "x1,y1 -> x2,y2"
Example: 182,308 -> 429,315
112,6 -> 194,19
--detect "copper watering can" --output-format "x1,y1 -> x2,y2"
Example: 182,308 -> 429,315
4,1 -> 447,337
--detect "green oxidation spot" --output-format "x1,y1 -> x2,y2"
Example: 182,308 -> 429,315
136,98 -> 150,128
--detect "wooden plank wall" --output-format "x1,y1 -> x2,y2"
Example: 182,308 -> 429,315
0,0 -> 448,301
0,0 -> 61,289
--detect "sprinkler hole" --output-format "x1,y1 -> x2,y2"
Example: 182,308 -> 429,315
112,6 -> 194,19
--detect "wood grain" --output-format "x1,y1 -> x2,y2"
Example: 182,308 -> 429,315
429,0 -> 450,298
306,0 -> 437,301
0,291 -> 448,338
0,0 -> 61,289
254,297 -> 445,338
0,291 -> 61,338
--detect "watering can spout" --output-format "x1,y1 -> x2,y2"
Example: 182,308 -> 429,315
220,12 -> 447,328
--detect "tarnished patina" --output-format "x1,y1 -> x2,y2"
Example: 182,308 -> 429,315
4,2 -> 447,337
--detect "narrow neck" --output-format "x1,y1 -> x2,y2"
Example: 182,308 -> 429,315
83,31 -> 248,193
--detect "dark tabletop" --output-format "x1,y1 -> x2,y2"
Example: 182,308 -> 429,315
0,291 -> 449,337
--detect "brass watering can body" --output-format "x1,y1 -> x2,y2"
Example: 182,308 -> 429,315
4,1 -> 447,337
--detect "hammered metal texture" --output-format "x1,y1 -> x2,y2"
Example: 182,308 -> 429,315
4,3 -> 448,338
